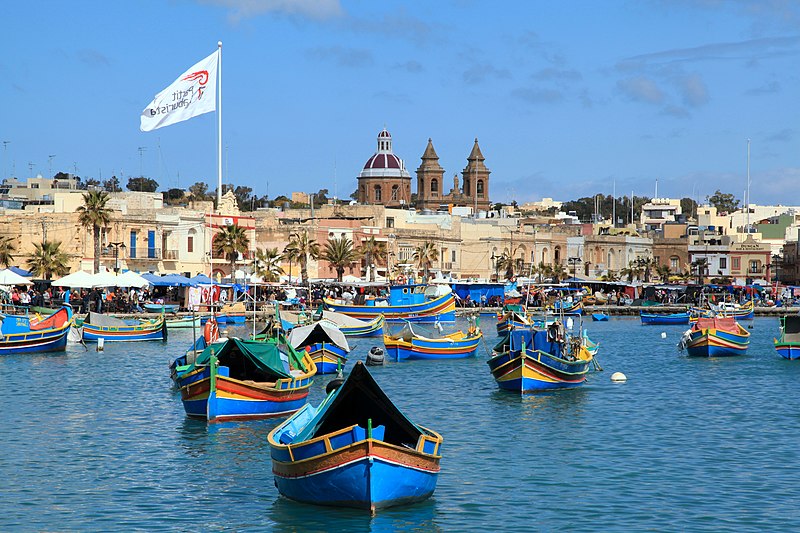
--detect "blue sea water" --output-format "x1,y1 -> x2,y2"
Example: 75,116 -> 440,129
2,316 -> 800,531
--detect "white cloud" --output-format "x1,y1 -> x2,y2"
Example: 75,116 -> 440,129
200,0 -> 343,21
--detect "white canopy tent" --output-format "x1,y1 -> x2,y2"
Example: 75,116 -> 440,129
90,271 -> 151,288
116,271 -> 150,288
0,268 -> 34,286
50,270 -> 94,288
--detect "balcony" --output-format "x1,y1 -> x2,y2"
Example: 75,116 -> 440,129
162,249 -> 179,260
129,248 -> 161,260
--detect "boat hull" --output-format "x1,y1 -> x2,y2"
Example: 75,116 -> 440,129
640,313 -> 690,325
338,315 -> 384,337
686,329 -> 749,357
82,321 -> 166,342
178,366 -> 312,422
271,437 -> 440,512
307,343 -> 348,374
324,294 -> 456,323
166,317 -> 202,329
217,314 -> 246,324
383,334 -> 481,361
0,324 -> 70,355
774,342 -> 800,360
487,348 -> 591,392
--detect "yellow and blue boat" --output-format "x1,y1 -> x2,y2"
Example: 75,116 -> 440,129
81,312 -> 166,342
549,300 -> 584,315
0,306 -> 72,355
640,311 -> 691,325
680,317 -> 750,357
268,362 -> 442,512
487,324 -> 593,392
775,315 -> 800,360
288,321 -> 350,374
496,304 -> 531,335
324,284 -> 455,323
383,322 -> 482,361
713,300 -> 755,321
174,336 -> 315,422
323,311 -> 384,337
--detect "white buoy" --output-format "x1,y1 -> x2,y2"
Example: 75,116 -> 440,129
566,317 -> 574,330
611,371 -> 627,382
661,332 -> 667,339
97,338 -> 105,351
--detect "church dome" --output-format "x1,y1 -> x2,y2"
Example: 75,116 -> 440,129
363,153 -> 402,170
358,128 -> 410,179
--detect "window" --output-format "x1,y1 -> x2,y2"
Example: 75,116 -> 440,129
477,180 -> 484,198
391,185 -> 399,201
749,260 -> 760,274
452,250 -> 456,262
187,235 -> 194,253
719,257 -> 727,269
431,178 -> 438,193
386,217 -> 394,228
732,257 -> 740,270
464,178 -> 470,196
374,185 -> 382,202
670,256 -> 679,270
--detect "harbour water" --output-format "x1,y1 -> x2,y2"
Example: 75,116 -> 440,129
3,317 -> 800,531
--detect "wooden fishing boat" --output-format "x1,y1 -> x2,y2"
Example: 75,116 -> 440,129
487,324 -> 593,392
288,321 -> 350,374
81,312 -> 167,342
640,311 -> 690,325
582,331 -> 600,358
0,307 -> 72,355
143,303 -> 179,313
689,307 -> 715,323
323,311 -> 384,337
383,323 -> 482,361
679,317 -> 750,357
496,304 -> 531,334
714,300 -> 755,320
324,284 -> 456,323
775,315 -> 800,360
174,336 -> 315,422
591,313 -> 609,322
166,315 -> 202,329
268,362 -> 443,512
216,302 -> 247,323
549,300 -> 583,315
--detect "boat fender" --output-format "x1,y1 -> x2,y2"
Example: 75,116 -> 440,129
204,319 -> 220,343
366,346 -> 385,366
611,372 -> 627,382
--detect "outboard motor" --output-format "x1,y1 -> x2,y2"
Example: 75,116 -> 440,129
366,346 -> 385,366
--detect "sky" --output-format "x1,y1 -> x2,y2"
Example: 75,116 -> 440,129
2,0 -> 799,205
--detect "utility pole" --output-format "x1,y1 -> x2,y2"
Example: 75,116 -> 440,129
28,162 -> 35,178
2,141 -> 9,181
746,138 -> 751,234
137,147 -> 147,177
48,155 -> 56,178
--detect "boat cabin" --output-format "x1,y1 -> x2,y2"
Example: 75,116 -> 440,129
387,284 -> 451,307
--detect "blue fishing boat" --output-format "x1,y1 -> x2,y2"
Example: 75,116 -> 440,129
288,321 -> 350,374
81,312 -> 167,342
549,300 -> 583,315
143,303 -> 179,313
216,302 -> 247,323
591,313 -> 609,322
323,311 -> 384,337
0,307 -> 72,355
640,311 -> 690,325
383,322 -> 482,361
713,301 -> 755,321
487,323 -> 593,392
496,304 -> 531,334
679,317 -> 750,357
174,336 -> 316,422
268,362 -> 443,512
324,284 -> 455,323
775,315 -> 800,360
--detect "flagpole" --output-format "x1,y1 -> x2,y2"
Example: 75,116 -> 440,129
217,41 -> 223,210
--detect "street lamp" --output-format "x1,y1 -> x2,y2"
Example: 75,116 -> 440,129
568,257 -> 582,280
490,252 -> 499,282
108,242 -> 126,273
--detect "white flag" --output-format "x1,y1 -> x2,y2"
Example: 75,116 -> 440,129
140,49 -> 219,132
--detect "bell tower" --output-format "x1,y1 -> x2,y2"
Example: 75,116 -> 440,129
461,138 -> 491,212
416,138 -> 444,210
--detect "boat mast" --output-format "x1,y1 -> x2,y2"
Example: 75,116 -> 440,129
746,138 -> 751,234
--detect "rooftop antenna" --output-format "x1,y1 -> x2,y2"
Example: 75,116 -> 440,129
655,177 -> 658,199
48,154 -> 56,178
333,156 -> 337,203
2,141 -> 9,181
28,162 -> 35,178
137,146 -> 147,177
612,179 -> 616,227
746,138 -> 751,234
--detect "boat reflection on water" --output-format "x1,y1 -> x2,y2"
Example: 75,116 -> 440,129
489,386 -> 590,422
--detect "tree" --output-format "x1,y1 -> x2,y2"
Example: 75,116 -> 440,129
680,197 -> 697,219
349,189 -> 359,201
213,224 -> 250,279
233,185 -> 255,211
495,253 -> 516,280
76,190 -> 112,274
126,176 -> 159,192
691,257 -> 709,285
253,247 -> 283,282
0,236 -> 15,268
413,241 -> 439,280
313,188 -> 329,205
321,236 -> 360,281
103,176 -> 122,192
551,263 -> 568,283
27,240 -> 70,280
188,181 -> 211,202
360,236 -> 387,282
163,188 -> 186,205
83,178 -> 100,189
706,190 -> 740,214
283,231 -> 319,284
656,264 -> 671,281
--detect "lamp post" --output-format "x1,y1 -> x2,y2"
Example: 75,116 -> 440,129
490,252 -> 499,282
568,257 -> 582,280
108,242 -> 126,273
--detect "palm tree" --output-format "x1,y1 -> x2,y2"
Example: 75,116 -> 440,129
600,270 -> 620,282
253,247 -> 283,282
284,231 -> 319,284
76,190 -> 112,274
656,264 -> 671,282
536,261 -> 553,282
321,236 -> 361,281
495,253 -> 516,280
551,263 -> 569,283
27,240 -> 70,280
0,236 -> 15,268
691,257 -> 709,285
360,236 -> 387,282
213,224 -> 250,279
413,241 -> 439,280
